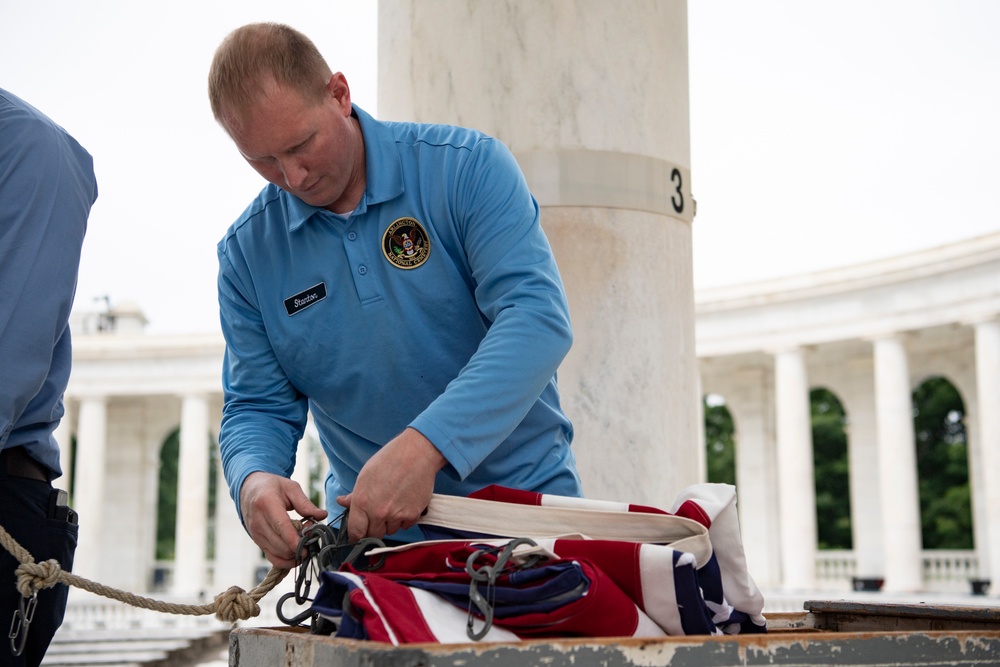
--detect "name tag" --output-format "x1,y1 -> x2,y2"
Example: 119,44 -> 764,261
284,282 -> 327,316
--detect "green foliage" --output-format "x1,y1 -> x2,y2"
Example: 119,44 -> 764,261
307,434 -> 325,508
913,377 -> 972,549
703,396 -> 736,486
811,389 -> 852,550
155,429 -> 220,561
207,435 -> 218,561
701,377 -> 973,554
155,429 -> 180,561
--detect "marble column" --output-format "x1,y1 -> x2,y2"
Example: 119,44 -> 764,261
292,429 -> 312,501
845,357 -> 885,580
210,398 -> 264,592
695,374 -> 707,484
174,394 -> 209,597
773,348 -> 817,590
378,0 -> 699,508
315,440 -> 329,512
728,367 -> 780,588
73,396 -> 107,581
871,334 -> 923,592
973,319 -> 1000,584
52,397 -> 74,490
213,471 -> 262,593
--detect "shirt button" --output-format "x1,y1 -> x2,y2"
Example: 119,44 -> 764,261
358,265 -> 367,275
347,231 -> 357,241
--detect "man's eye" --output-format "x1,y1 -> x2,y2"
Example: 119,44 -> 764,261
289,136 -> 312,154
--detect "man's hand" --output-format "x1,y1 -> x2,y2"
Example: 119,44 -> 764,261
337,428 -> 446,541
239,471 -> 328,568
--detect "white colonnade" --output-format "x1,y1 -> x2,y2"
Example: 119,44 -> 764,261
54,232 -> 1000,598
699,232 -> 1000,592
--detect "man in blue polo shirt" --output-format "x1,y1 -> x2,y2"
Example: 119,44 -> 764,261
1,88 -> 96,667
209,23 -> 582,567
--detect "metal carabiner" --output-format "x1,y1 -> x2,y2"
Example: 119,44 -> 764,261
464,538 -> 540,641
276,591 -> 315,627
8,592 -> 37,657
341,537 -> 386,571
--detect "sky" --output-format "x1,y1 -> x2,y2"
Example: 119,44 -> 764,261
2,1 -> 998,334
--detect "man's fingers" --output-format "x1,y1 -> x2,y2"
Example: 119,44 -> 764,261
347,506 -> 372,542
289,489 -> 328,522
239,472 -> 327,568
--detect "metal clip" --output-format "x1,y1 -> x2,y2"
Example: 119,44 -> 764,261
276,591 -> 315,627
8,592 -> 37,657
465,538 -> 538,641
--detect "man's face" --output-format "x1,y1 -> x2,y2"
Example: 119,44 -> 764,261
226,75 -> 361,212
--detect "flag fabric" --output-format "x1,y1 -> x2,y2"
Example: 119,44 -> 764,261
308,483 -> 766,645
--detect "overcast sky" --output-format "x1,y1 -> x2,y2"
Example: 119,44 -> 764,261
2,1 -> 998,334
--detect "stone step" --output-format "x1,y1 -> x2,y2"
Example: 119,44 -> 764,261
45,640 -> 191,654
52,627 -> 222,643
42,651 -> 165,666
40,625 -> 229,667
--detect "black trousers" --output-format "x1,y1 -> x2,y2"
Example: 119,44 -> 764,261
0,473 -> 78,667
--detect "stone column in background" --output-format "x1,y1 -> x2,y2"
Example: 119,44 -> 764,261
973,318 -> 1000,586
845,357 -> 885,581
872,334 -> 923,592
728,367 -> 781,589
73,395 -> 107,581
291,412 -> 316,501
772,347 -> 817,590
173,393 -> 209,597
378,0 -> 699,507
52,397 -> 74,490
213,483 -> 262,593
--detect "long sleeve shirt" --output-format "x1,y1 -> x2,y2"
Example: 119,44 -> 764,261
0,88 -> 97,476
217,105 -> 581,529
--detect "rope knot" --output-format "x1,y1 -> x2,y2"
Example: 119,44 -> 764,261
16,559 -> 63,597
213,586 -> 260,623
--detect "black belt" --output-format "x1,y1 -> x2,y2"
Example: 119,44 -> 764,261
1,447 -> 51,482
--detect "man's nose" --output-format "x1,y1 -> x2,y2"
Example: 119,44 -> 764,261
280,158 -> 308,189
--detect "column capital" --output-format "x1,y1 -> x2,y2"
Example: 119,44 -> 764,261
766,345 -> 805,358
865,330 -> 911,344
962,313 -> 1000,328
72,392 -> 109,403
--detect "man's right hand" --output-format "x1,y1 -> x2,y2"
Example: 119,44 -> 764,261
239,471 -> 328,568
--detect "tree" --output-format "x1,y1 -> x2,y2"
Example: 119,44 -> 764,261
155,429 -> 219,561
810,388 -> 852,549
913,377 -> 972,549
704,395 -> 736,486
155,429 -> 179,560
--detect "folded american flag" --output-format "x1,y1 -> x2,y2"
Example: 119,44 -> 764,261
309,483 -> 766,644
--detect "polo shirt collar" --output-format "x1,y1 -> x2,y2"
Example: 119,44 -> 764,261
285,104 -> 403,232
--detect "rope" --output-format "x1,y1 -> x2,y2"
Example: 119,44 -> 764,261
0,522 -> 294,624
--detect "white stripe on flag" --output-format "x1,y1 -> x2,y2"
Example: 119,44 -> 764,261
339,571 -> 401,646
409,587 -> 521,643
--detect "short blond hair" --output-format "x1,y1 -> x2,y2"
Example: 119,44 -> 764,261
208,23 -> 333,131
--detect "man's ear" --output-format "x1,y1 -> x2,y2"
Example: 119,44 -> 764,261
326,72 -> 352,114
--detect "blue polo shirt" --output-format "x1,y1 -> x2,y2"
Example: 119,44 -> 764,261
0,88 -> 96,476
218,105 -> 581,530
